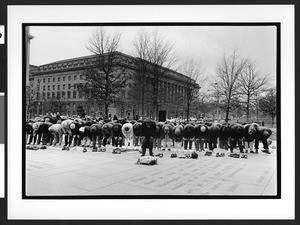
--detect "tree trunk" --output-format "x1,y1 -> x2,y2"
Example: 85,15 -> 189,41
105,104 -> 109,119
186,100 -> 190,121
225,106 -> 230,122
246,95 -> 250,123
141,85 -> 145,119
246,103 -> 250,122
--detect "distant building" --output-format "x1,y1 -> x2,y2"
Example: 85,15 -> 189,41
29,51 -> 199,119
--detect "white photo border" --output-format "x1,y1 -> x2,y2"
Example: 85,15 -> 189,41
8,5 -> 294,219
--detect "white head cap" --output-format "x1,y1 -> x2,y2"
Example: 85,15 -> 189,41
79,127 -> 85,133
32,123 -> 39,130
70,123 -> 76,129
200,126 -> 206,132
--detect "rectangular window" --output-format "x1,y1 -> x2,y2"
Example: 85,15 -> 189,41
63,77 -> 66,81
63,84 -> 65,90
43,86 -> 45,91
74,75 -> 77,80
68,76 -> 71,81
43,78 -> 45,83
43,92 -> 45,99
68,91 -> 71,99
58,85 -> 60,90
47,92 -> 50,99
68,84 -> 71,89
48,78 -> 50,82
53,77 -> 55,82
52,92 -> 55,98
62,91 -> 65,98
53,85 -> 55,90
73,91 -> 76,99
57,92 -> 60,98
58,77 -> 60,82
48,85 -> 50,91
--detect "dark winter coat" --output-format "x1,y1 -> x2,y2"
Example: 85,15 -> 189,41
229,123 -> 244,140
141,120 -> 157,138
102,123 -> 113,138
111,123 -> 123,138
90,123 -> 103,139
194,123 -> 208,139
173,124 -> 184,142
182,124 -> 195,139
133,122 -> 142,137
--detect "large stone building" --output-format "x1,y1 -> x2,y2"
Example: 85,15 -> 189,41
29,51 -> 199,119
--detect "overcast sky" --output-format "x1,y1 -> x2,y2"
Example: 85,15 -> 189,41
29,25 -> 277,87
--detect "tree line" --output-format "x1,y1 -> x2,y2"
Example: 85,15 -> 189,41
27,27 -> 276,124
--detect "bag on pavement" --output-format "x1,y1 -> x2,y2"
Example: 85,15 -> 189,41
136,156 -> 157,165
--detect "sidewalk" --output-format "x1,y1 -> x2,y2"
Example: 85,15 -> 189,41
26,143 -> 277,196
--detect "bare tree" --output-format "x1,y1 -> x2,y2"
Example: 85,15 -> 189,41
131,28 -> 178,119
237,60 -> 269,122
26,79 -> 42,119
75,27 -> 129,119
258,88 -> 276,125
214,49 -> 247,122
131,30 -> 151,119
181,59 -> 207,121
146,28 -> 178,119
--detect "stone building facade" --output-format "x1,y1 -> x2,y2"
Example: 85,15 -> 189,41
29,52 -> 199,119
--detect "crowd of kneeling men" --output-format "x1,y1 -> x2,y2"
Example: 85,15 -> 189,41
25,115 -> 273,158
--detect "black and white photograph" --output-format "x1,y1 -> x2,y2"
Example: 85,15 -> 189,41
24,24 -> 279,197
6,4 -> 295,220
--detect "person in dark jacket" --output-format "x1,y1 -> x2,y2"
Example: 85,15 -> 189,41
207,123 -> 220,151
111,123 -> 123,149
253,125 -> 272,154
194,123 -> 208,152
70,121 -> 83,146
79,125 -> 92,147
243,123 -> 257,153
182,123 -> 195,150
25,122 -> 34,145
102,122 -> 113,151
219,122 -> 230,151
90,123 -> 103,151
133,122 -> 142,149
141,120 -> 156,156
33,121 -> 53,145
173,124 -> 184,150
229,123 -> 244,153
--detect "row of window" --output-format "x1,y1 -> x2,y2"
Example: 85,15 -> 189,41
40,83 -> 75,92
41,91 -> 79,99
37,74 -> 84,84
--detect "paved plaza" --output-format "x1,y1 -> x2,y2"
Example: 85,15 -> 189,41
25,141 -> 277,197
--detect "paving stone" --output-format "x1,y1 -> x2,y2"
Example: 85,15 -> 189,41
193,178 -> 266,196
47,186 -> 89,196
74,172 -> 137,191
261,171 -> 277,195
25,144 -> 278,196
26,171 -> 92,195
87,182 -> 158,195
